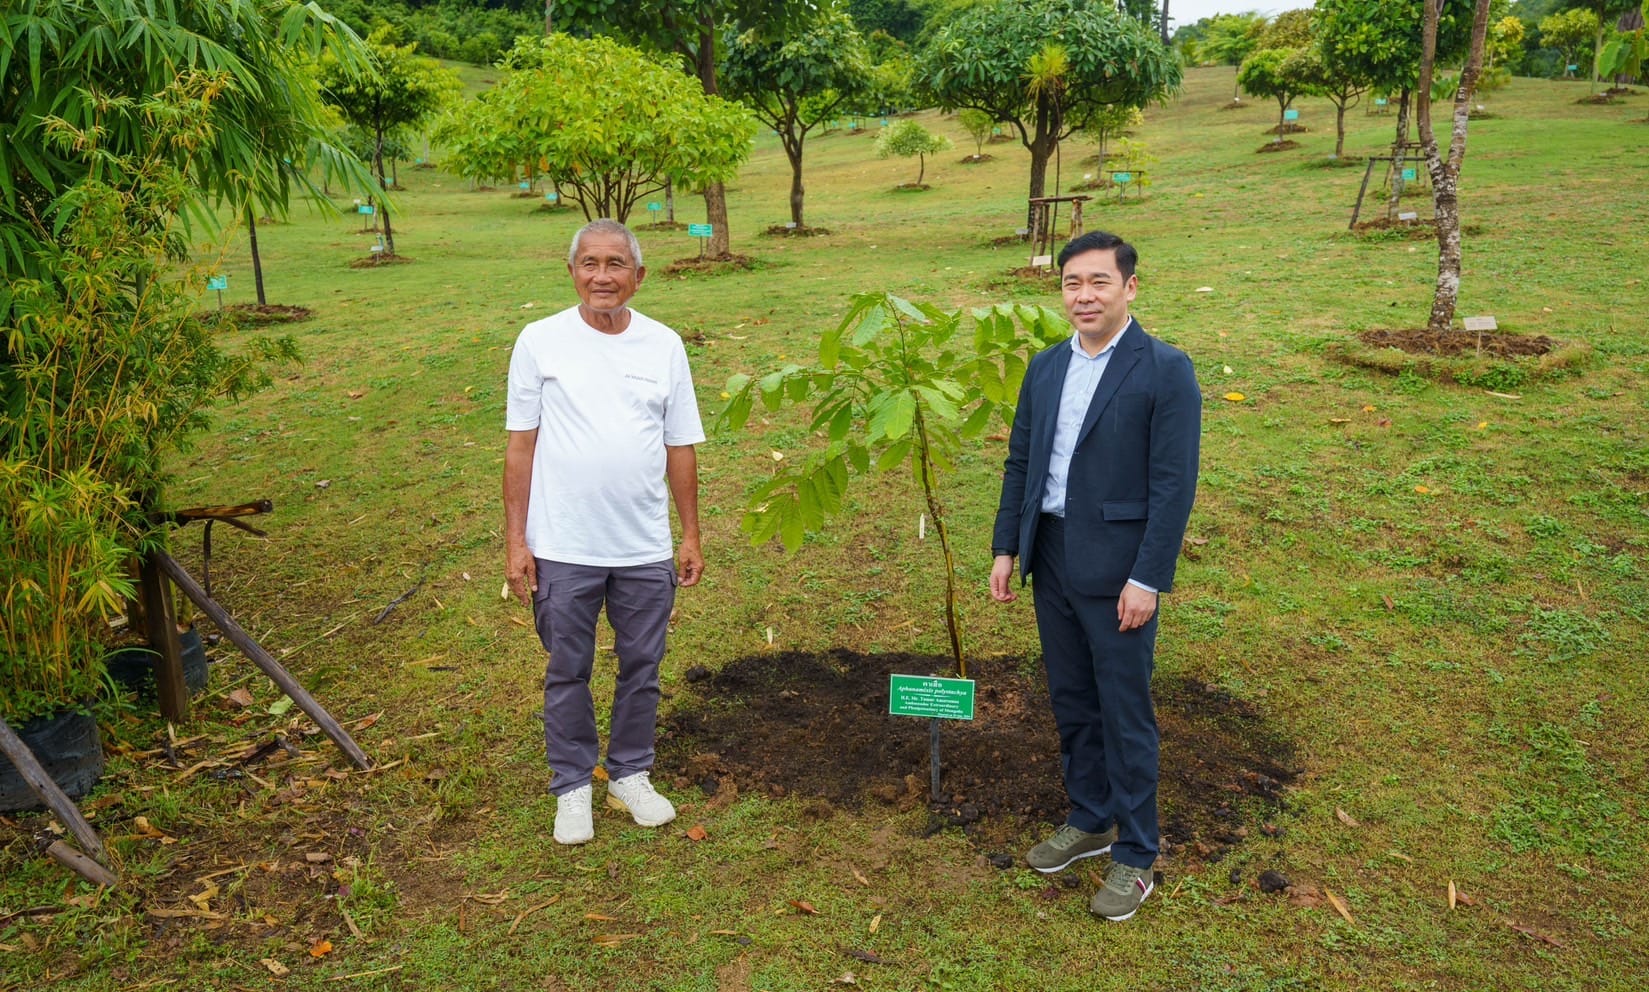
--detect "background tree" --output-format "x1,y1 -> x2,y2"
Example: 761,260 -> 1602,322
1191,11 -> 1269,98
847,0 -> 927,41
1489,13 -> 1529,67
318,29 -> 459,258
1286,45 -> 1371,158
1539,7 -> 1602,71
1258,7 -> 1315,49
876,120 -> 952,186
917,0 -> 1180,237
1598,3 -> 1647,85
439,35 -> 755,223
1315,0 -> 1474,218
959,109 -> 997,161
1564,0 -> 1639,93
1417,0 -> 1495,331
1238,47 -> 1316,138
1082,103 -> 1144,178
722,11 -> 872,230
556,0 -> 810,259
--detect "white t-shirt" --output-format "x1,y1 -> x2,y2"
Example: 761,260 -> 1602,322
506,305 -> 705,566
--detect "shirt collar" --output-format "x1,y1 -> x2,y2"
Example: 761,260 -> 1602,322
1068,322 -> 1127,360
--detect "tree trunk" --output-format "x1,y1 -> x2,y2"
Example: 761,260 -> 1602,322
785,135 -> 805,227
544,0 -> 553,34
1386,87 -> 1412,221
665,178 -> 675,223
1591,22 -> 1605,95
374,115 -> 395,257
689,22 -> 731,257
1335,100 -> 1347,158
916,152 -> 926,186
1160,0 -> 1171,45
1023,97 -> 1055,238
246,205 -> 267,306
1417,0 -> 1493,333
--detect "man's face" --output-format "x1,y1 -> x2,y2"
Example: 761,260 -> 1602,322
568,232 -> 644,314
1060,248 -> 1137,343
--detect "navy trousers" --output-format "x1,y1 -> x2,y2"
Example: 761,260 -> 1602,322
1030,516 -> 1160,868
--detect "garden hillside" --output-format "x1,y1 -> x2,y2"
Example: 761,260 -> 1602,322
3,66 -> 1647,991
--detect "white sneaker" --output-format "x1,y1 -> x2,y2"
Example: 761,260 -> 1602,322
553,784 -> 594,844
606,771 -> 676,827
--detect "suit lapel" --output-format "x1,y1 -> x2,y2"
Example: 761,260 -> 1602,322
1075,319 -> 1143,448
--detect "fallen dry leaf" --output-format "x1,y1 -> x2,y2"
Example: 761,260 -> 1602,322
868,914 -> 881,934
851,868 -> 870,887
1414,484 -> 1431,494
591,933 -> 641,947
262,958 -> 290,976
352,712 -> 383,731
1382,595 -> 1395,611
583,913 -> 618,921
1323,887 -> 1355,925
508,898 -> 560,935
347,390 -> 365,399
468,891 -> 510,906
304,852 -> 332,864
685,824 -> 708,842
309,939 -> 333,958
1335,807 -> 1360,828
1361,404 -> 1376,412
1376,417 -> 1392,428
1287,885 -> 1322,909
1329,417 -> 1351,424
1223,392 -> 1246,402
832,973 -> 858,986
226,688 -> 255,709
789,900 -> 819,916
1507,921 -> 1563,948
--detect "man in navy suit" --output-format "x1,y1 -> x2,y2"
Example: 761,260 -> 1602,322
989,230 -> 1200,922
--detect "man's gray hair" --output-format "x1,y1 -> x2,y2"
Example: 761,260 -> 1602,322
567,219 -> 643,269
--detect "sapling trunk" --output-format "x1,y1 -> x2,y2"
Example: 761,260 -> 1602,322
911,402 -> 965,678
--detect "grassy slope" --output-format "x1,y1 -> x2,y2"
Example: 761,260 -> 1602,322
3,67 -> 1646,991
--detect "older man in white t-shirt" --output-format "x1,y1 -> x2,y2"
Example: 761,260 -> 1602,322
503,219 -> 705,845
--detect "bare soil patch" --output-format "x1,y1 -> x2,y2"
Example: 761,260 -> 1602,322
762,224 -> 831,237
661,253 -> 757,277
347,254 -> 413,269
1576,94 -> 1617,105
201,304 -> 313,327
958,154 -> 994,165
637,220 -> 687,231
1359,328 -> 1555,358
659,651 -> 1297,865
1265,123 -> 1307,135
987,134 -> 1016,144
893,183 -> 932,192
1257,140 -> 1301,153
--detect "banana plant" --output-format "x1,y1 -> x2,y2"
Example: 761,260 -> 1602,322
718,293 -> 1069,678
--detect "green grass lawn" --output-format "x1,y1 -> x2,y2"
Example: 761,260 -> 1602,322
3,67 -> 1646,991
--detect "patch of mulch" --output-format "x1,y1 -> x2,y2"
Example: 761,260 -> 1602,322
1359,328 -> 1555,358
1257,140 -> 1301,153
204,304 -> 313,326
661,253 -> 757,276
638,221 -> 687,231
987,133 -> 1016,144
1218,99 -> 1247,111
1003,265 -> 1056,280
659,650 -> 1298,865
1352,216 -> 1435,237
1066,179 -> 1112,192
347,253 -> 413,268
1265,123 -> 1307,135
987,234 -> 1029,247
1604,87 -> 1637,96
1576,94 -> 1616,105
959,154 -> 994,165
511,190 -> 540,199
893,183 -> 932,192
762,224 -> 831,237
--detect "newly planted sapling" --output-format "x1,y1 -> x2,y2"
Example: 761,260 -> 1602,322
718,293 -> 1069,678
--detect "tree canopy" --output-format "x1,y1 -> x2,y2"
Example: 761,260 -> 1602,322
722,10 -> 872,228
438,34 -> 755,223
917,0 -> 1179,232
876,120 -> 951,186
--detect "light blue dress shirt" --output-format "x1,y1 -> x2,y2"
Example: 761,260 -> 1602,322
1038,331 -> 1156,594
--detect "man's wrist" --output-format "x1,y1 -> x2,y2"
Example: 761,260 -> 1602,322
992,549 -> 1014,559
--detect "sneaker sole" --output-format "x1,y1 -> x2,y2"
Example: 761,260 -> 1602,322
1030,843 -> 1112,874
605,793 -> 676,827
553,830 -> 593,845
1097,879 -> 1154,922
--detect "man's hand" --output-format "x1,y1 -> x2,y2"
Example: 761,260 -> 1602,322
676,537 -> 704,587
989,554 -> 1018,603
1117,583 -> 1157,631
506,543 -> 536,606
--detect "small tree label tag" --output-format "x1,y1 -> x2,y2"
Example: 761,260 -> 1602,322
357,204 -> 374,215
1398,211 -> 1419,222
1030,254 -> 1052,269
1462,315 -> 1498,332
1283,108 -> 1299,122
688,223 -> 712,237
889,675 -> 975,721
1402,167 -> 1417,182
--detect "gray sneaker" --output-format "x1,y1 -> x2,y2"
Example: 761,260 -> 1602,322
1090,861 -> 1155,921
1026,823 -> 1117,873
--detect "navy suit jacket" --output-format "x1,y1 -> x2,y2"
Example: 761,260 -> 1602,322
991,318 -> 1201,596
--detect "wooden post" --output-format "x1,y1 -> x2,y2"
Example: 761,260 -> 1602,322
1349,157 -> 1382,229
45,840 -> 118,888
0,716 -> 113,875
153,552 -> 373,770
138,553 -> 188,722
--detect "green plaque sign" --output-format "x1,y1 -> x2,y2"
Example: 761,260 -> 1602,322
888,674 -> 975,721
1283,108 -> 1299,121
207,275 -> 228,291
1402,167 -> 1417,181
688,223 -> 713,237
1112,171 -> 1133,184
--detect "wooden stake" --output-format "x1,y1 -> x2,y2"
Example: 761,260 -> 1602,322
154,552 -> 372,770
139,552 -> 189,722
45,840 -> 118,888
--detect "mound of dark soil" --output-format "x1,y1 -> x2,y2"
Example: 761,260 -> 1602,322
987,133 -> 1016,144
347,253 -> 412,268
959,154 -> 994,165
211,304 -> 313,326
1257,140 -> 1301,153
1265,123 -> 1307,135
658,650 -> 1297,864
662,253 -> 756,276
1359,328 -> 1554,358
638,220 -> 687,231
762,224 -> 831,237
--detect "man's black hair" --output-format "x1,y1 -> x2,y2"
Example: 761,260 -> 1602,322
1057,230 -> 1137,279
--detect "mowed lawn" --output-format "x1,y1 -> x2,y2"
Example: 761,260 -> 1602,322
2,67 -> 1646,991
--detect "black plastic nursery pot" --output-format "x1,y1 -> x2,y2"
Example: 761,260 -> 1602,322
106,625 -> 209,698
0,706 -> 106,813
